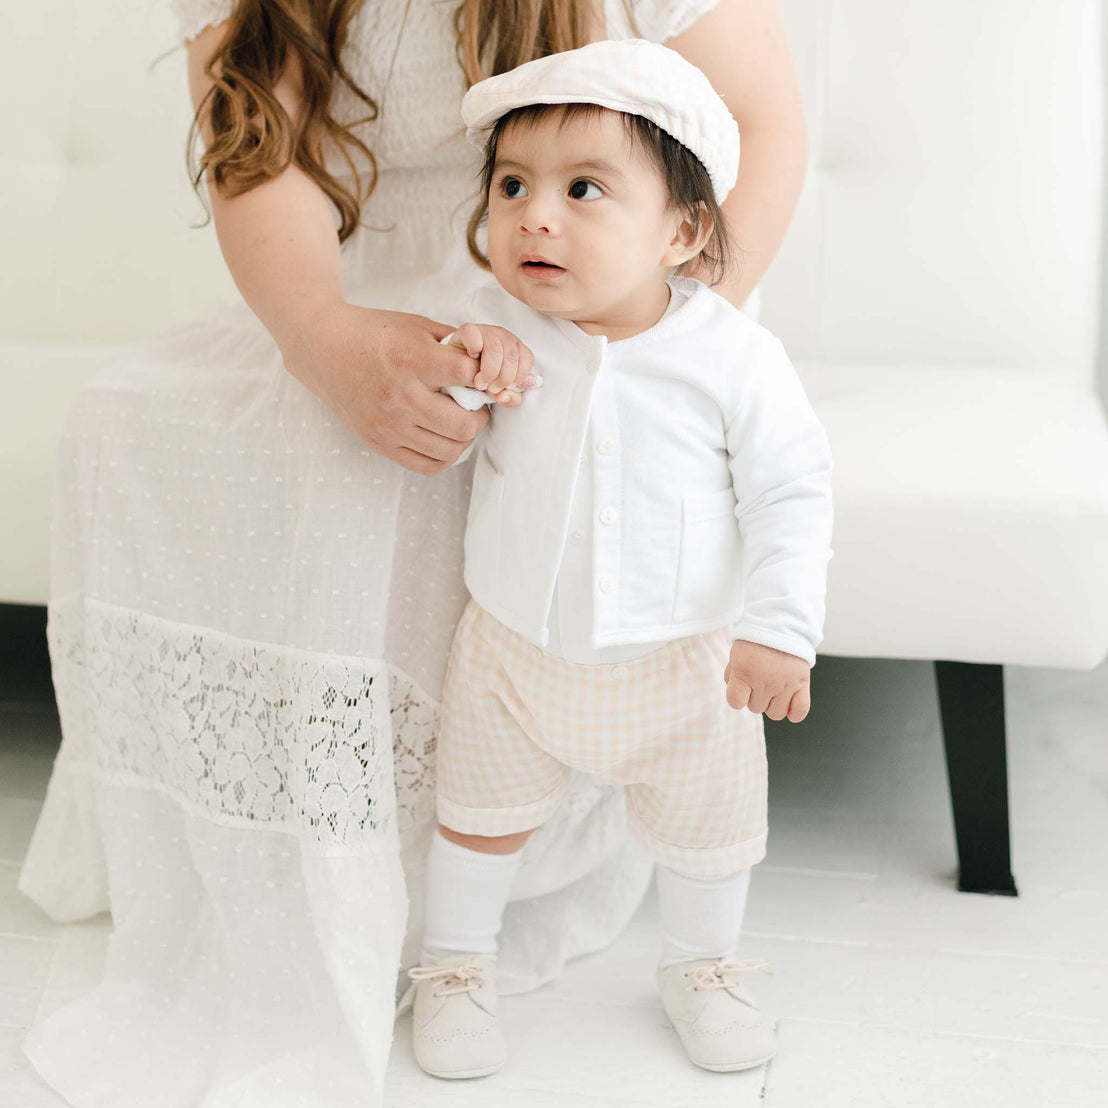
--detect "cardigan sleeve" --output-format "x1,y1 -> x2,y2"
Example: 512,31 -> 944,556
724,336 -> 834,666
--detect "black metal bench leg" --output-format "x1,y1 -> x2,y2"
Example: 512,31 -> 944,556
934,661 -> 1018,896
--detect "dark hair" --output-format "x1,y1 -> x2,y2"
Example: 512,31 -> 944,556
465,101 -> 738,286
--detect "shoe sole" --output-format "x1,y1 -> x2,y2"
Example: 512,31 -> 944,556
420,1061 -> 506,1080
693,1053 -> 776,1072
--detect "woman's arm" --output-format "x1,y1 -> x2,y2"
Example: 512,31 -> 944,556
186,23 -> 345,357
665,0 -> 807,308
185,23 -> 495,474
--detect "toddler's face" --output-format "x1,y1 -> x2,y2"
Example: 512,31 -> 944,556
485,108 -> 693,340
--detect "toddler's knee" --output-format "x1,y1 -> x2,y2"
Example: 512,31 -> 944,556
438,823 -> 536,855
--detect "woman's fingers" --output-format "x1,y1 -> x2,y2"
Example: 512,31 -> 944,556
413,388 -> 490,444
404,422 -> 483,464
413,332 -> 482,390
384,442 -> 457,477
376,416 -> 486,474
362,382 -> 489,473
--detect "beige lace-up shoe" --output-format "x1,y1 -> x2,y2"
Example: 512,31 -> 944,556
408,956 -> 507,1079
657,957 -> 777,1072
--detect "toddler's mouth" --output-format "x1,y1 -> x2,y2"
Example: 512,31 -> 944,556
520,256 -> 566,280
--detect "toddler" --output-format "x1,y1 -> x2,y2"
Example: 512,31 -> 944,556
405,39 -> 833,1079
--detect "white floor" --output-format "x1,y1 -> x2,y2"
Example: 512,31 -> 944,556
2,655 -> 1107,1107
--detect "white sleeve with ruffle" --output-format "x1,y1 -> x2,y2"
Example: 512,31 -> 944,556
171,0 -> 234,43
611,0 -> 722,43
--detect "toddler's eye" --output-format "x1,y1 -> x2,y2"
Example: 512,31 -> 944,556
500,177 -> 528,199
568,179 -> 603,200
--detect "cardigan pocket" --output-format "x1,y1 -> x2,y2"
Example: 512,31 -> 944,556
673,486 -> 741,624
463,450 -> 506,591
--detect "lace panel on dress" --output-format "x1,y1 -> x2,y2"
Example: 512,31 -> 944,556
48,597 -> 439,847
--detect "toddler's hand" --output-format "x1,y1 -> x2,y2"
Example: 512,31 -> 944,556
724,640 -> 811,723
446,323 -> 538,407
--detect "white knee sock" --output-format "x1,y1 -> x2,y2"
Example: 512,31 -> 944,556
421,830 -> 524,963
656,864 -> 752,969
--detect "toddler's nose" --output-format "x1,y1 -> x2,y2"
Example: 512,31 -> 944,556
519,191 -> 559,234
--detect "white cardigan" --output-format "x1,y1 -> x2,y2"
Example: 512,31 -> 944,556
441,275 -> 834,666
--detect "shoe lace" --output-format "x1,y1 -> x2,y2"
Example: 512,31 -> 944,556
407,961 -> 489,997
686,957 -> 774,992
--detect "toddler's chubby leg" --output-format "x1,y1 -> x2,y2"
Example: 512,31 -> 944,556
655,864 -> 777,1073
438,824 -> 536,856
408,824 -> 539,1080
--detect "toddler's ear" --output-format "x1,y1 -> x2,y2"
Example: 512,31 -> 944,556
663,203 -> 713,268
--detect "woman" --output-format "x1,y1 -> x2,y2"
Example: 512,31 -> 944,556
18,1 -> 807,1104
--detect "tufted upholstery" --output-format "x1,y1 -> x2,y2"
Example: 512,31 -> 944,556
760,0 -> 1108,668
2,1 -> 1107,672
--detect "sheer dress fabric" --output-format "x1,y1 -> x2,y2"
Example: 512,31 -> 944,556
16,1 -> 724,1105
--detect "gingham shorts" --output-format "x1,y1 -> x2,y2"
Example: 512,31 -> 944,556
436,599 -> 768,876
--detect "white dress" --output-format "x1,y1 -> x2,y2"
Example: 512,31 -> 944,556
17,1 -> 720,1105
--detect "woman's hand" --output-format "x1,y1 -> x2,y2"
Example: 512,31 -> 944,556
281,302 -> 496,475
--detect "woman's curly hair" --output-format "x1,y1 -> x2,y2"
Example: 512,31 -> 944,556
187,0 -> 633,244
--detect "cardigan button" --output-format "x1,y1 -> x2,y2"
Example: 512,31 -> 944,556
599,506 -> 619,525
597,575 -> 615,595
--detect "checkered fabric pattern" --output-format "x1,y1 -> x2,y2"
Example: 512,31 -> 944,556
437,600 -> 769,876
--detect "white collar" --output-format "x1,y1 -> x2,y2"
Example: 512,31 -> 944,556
537,274 -> 712,352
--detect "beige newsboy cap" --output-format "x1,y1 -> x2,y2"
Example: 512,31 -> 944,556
460,38 -> 741,204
